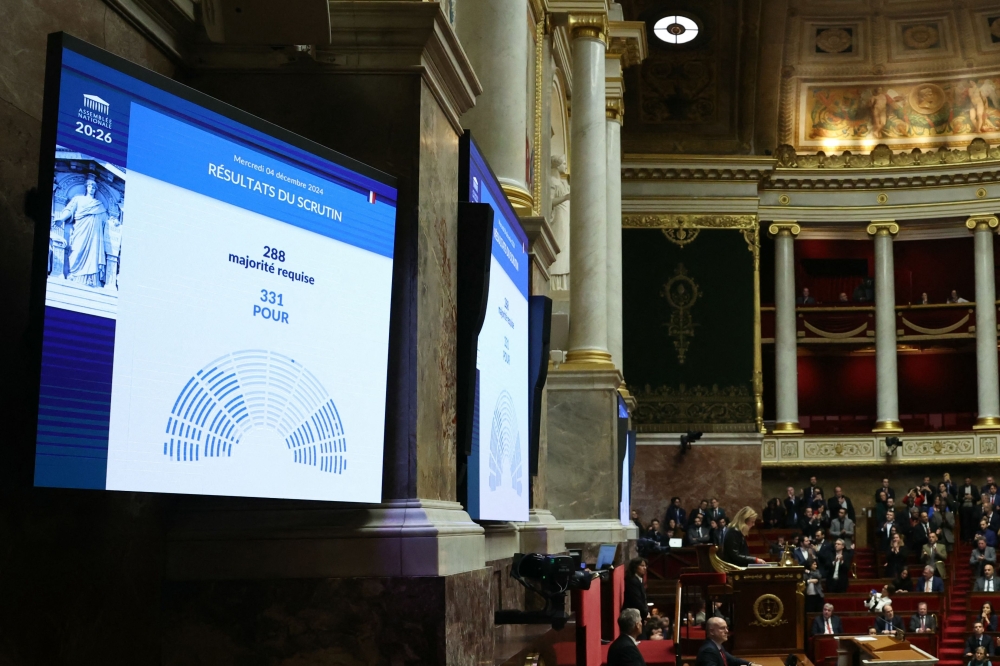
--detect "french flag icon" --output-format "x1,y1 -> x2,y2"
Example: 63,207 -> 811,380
368,191 -> 377,204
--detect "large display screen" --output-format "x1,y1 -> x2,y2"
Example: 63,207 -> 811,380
462,137 -> 530,521
32,35 -> 397,502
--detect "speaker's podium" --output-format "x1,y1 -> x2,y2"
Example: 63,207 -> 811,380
837,636 -> 938,666
682,545 -> 810,665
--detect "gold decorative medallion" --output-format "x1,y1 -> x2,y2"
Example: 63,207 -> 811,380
902,24 -> 939,50
978,188 -> 988,198
908,83 -> 946,115
876,193 -> 889,204
778,194 -> 790,205
661,264 -> 699,365
816,28 -> 852,53
661,227 -> 701,248
751,594 -> 787,627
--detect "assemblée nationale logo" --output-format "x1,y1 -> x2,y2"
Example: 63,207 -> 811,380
79,94 -> 112,129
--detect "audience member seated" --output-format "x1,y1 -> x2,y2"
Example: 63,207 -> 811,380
696,618 -> 756,666
909,602 -> 937,633
972,538 -> 997,578
811,602 -> 843,636
838,292 -> 849,303
824,539 -> 852,593
686,514 -> 711,546
917,565 -> 944,593
796,288 -> 816,305
892,566 -> 913,593
623,557 -> 649,622
920,292 -> 929,305
978,602 -> 999,632
970,646 -> 993,666
921,532 -> 948,579
608,608 -> 645,666
978,500 -> 1000,534
975,563 -> 1000,593
874,605 -> 904,635
770,535 -> 789,560
829,508 -> 855,549
646,519 -> 667,547
948,289 -> 969,304
966,622 -> 996,659
665,496 -> 686,528
984,477 -> 999,499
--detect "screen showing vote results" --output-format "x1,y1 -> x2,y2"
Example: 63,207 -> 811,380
34,39 -> 397,502
465,141 -> 530,522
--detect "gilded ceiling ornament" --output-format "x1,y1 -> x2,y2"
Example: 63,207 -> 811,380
815,27 -> 852,54
661,264 -> 699,365
902,24 -> 939,50
908,83 -> 946,115
661,227 -> 700,247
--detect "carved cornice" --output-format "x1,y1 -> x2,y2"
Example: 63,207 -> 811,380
763,433 -> 1000,467
621,155 -> 776,182
622,213 -> 757,230
773,139 -> 1000,170
566,13 -> 609,45
104,0 -> 198,61
608,20 -> 647,68
519,215 -> 560,280
768,222 -> 801,237
606,98 -> 623,124
632,384 -> 756,434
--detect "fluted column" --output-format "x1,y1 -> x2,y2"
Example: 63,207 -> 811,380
969,215 -> 1000,429
566,14 -> 611,365
868,221 -> 902,433
769,222 -> 802,433
454,0 -> 532,214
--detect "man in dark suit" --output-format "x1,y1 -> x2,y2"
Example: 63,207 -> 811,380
966,622 -> 996,659
827,487 -> 856,522
875,478 -> 895,502
686,514 -> 711,546
623,558 -> 649,622
803,476 -> 824,503
917,565 -> 944,593
696,618 -> 761,666
784,487 -> 803,528
707,499 -> 726,525
874,605 -> 904,634
982,477 -> 997,499
909,602 -> 937,633
810,603 -> 843,636
713,517 -> 729,548
608,608 -> 646,666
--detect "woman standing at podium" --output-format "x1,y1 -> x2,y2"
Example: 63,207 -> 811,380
721,506 -> 766,567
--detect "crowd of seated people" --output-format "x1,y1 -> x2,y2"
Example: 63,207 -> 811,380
791,285 -> 969,306
633,471 -> 1000,664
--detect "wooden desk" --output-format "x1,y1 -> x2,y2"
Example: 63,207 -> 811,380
742,653 -> 812,666
837,636 -> 937,666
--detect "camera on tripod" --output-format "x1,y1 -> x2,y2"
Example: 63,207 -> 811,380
494,553 -> 596,630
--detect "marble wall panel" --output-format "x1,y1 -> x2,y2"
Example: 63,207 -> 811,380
631,444 -> 762,528
546,387 -> 618,521
163,571 -> 492,665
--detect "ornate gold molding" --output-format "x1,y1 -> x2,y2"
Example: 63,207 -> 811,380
608,21 -> 647,68
502,183 -> 534,217
967,215 -> 999,232
866,221 -> 900,237
567,13 -> 609,46
774,139 -> 1000,169
622,213 -> 757,230
532,13 -> 544,217
633,384 -> 756,432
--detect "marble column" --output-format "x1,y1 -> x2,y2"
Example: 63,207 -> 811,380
606,97 -> 623,371
868,221 -> 902,433
454,0 -> 532,214
567,14 -> 611,365
768,222 -> 802,433
968,215 -> 1000,429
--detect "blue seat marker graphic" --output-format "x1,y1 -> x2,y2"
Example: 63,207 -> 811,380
163,350 -> 346,474
488,390 -> 522,496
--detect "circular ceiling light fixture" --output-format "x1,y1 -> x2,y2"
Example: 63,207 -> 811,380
653,14 -> 699,44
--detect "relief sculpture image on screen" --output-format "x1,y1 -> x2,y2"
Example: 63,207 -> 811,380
47,147 -> 126,319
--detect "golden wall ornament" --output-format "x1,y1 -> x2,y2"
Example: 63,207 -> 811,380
632,383 -> 755,431
623,213 -> 756,230
750,594 -> 788,627
662,264 -> 699,364
661,227 -> 700,247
